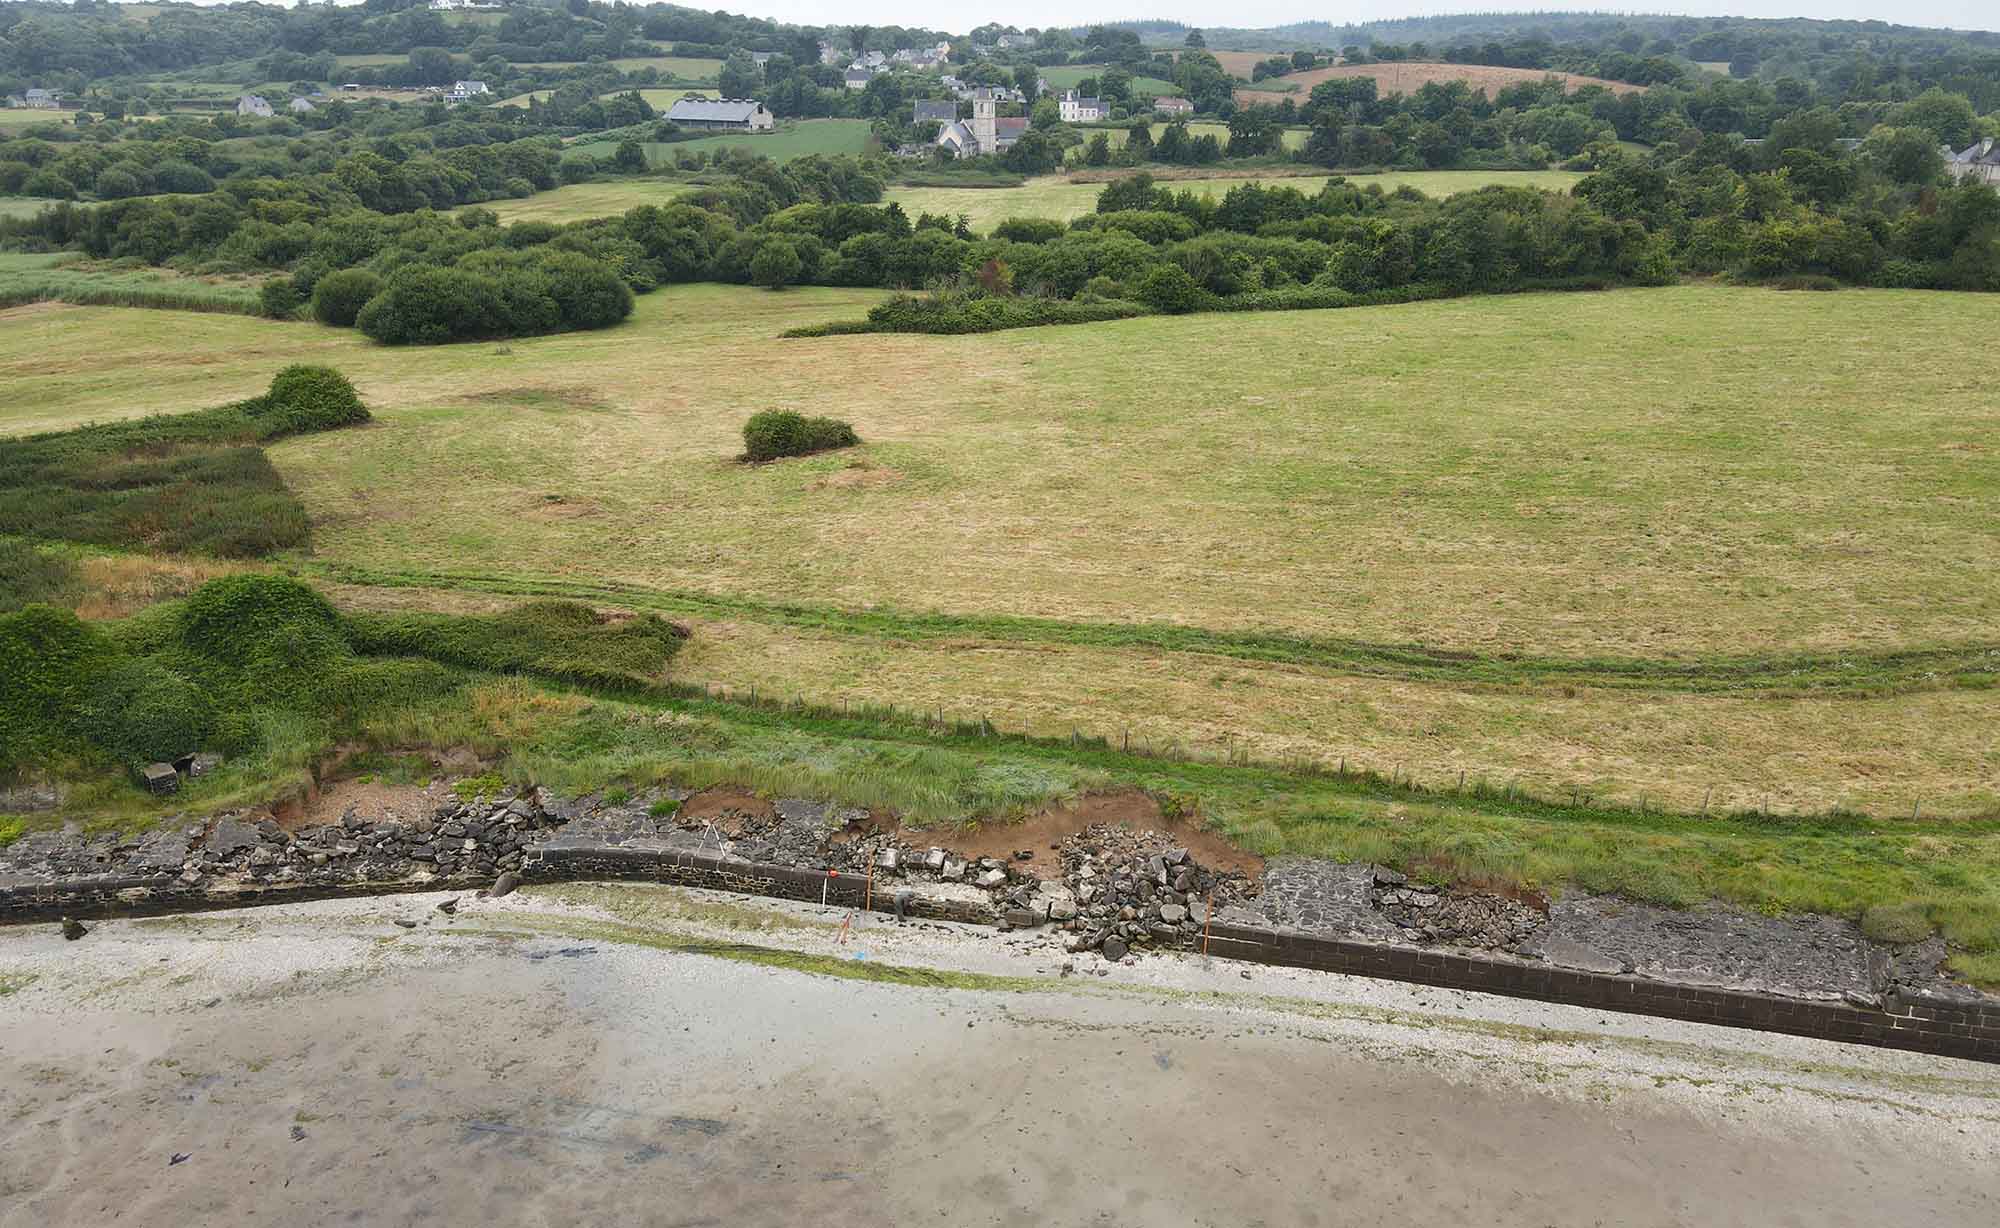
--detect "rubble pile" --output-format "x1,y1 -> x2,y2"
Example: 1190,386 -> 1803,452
1054,823 -> 1258,961
1368,866 -> 1544,950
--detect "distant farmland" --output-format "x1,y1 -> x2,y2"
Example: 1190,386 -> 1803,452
1236,61 -> 1645,105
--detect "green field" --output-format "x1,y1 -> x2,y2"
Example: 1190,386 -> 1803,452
332,54 -> 408,68
0,109 -> 72,127
6,282 -> 1997,823
471,179 -> 693,222
1039,65 -> 1181,96
569,118 -> 876,165
7,279 -> 2000,980
0,196 -> 56,220
0,252 -> 261,313
887,169 -> 1587,232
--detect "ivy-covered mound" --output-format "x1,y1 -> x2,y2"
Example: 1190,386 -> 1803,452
0,574 -> 687,783
0,365 -> 371,558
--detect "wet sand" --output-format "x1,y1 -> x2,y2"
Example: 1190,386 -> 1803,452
2,886 -> 1997,1227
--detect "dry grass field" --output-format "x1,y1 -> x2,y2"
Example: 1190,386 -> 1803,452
1235,61 -> 1646,106
468,179 -> 693,223
5,283 -> 1996,818
888,170 -> 1585,232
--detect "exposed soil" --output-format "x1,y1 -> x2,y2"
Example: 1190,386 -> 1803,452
906,791 -> 1264,883
290,777 -> 447,830
677,787 -> 775,838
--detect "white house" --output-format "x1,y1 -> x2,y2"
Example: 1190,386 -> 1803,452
447,80 -> 491,102
843,68 -> 872,90
1057,90 -> 1104,123
666,96 -> 774,133
289,97 -> 316,114
237,94 -> 274,117
1153,96 -> 1194,116
23,88 -> 62,109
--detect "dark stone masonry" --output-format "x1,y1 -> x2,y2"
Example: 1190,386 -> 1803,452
2,785 -> 1995,1064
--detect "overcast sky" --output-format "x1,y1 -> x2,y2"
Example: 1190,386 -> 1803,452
707,3 -> 1997,34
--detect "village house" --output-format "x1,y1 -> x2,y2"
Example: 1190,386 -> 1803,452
447,80 -> 491,102
666,96 -> 774,133
289,97 -> 316,114
1058,89 -> 1104,123
237,94 -> 274,117
843,68 -> 873,90
23,88 -> 62,109
1947,137 -> 2000,185
913,99 -> 958,128
1153,96 -> 1194,116
936,88 -> 1027,159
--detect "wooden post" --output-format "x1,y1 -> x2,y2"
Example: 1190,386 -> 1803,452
1202,891 -> 1213,956
865,864 -> 873,913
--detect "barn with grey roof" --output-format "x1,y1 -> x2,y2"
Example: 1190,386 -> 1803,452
666,96 -> 775,132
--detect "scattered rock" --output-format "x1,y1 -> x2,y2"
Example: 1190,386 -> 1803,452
1102,936 -> 1129,961
392,919 -> 417,930
435,898 -> 458,915
486,871 -> 521,899
60,916 -> 87,941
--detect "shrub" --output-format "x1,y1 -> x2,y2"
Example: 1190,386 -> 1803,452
344,601 -> 689,690
251,365 -> 370,437
742,410 -> 859,462
152,160 -> 215,194
0,540 -> 80,614
0,604 -> 110,775
311,268 -> 384,326
1135,263 -> 1204,313
179,573 -> 346,685
258,277 -> 303,320
356,265 -> 507,345
750,238 -> 802,289
993,217 -> 1066,245
535,252 -> 634,330
95,168 -> 142,200
81,658 -> 212,765
21,170 -> 75,200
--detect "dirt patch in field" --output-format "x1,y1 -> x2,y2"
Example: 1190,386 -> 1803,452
908,790 -> 1264,882
678,787 -> 776,837
288,776 -> 446,830
524,493 -> 603,519
1235,62 -> 1644,106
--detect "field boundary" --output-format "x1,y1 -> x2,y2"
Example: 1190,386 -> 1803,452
311,563 -> 2000,697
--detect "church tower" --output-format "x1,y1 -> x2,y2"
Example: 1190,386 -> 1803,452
971,89 -> 996,155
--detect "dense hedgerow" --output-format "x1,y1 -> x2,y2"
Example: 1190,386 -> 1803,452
355,253 -> 634,345
742,410 -> 860,462
0,367 -> 369,558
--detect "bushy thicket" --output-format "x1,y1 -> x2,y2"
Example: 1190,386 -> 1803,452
0,572 -> 693,782
0,540 -> 81,615
310,268 -> 383,327
742,410 -> 859,462
0,367 -> 368,558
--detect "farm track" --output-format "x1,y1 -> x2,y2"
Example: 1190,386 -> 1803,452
309,563 -> 2000,697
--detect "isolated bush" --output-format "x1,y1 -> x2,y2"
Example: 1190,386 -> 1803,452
94,168 -> 142,200
152,160 -> 215,194
251,365 -> 370,437
311,268 -> 384,326
742,410 -> 858,462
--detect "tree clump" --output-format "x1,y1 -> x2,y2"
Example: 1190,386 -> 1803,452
742,410 -> 858,462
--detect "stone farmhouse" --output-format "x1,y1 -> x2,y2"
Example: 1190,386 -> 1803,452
844,68 -> 874,90
237,94 -> 274,117
447,80 -> 491,102
936,88 -> 1027,159
22,88 -> 63,109
1154,96 -> 1194,116
667,96 -> 775,133
913,99 -> 958,128
1947,138 -> 2000,185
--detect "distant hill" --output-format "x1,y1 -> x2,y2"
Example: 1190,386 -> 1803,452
1235,61 -> 1645,106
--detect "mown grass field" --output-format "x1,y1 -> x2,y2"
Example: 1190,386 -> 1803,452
470,179 -> 693,223
0,109 -> 71,127
0,252 -> 262,313
886,169 -> 1587,232
5,283 -> 1996,823
568,118 -> 875,165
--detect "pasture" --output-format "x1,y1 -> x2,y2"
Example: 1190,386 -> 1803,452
1039,65 -> 1182,96
0,109 -> 71,127
1235,61 -> 1646,106
568,118 -> 875,165
469,179 -> 693,223
515,56 -> 722,80
5,283 -> 1997,822
886,169 -> 1588,232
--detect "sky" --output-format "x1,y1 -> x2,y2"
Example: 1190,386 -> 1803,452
726,2 -> 1997,33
